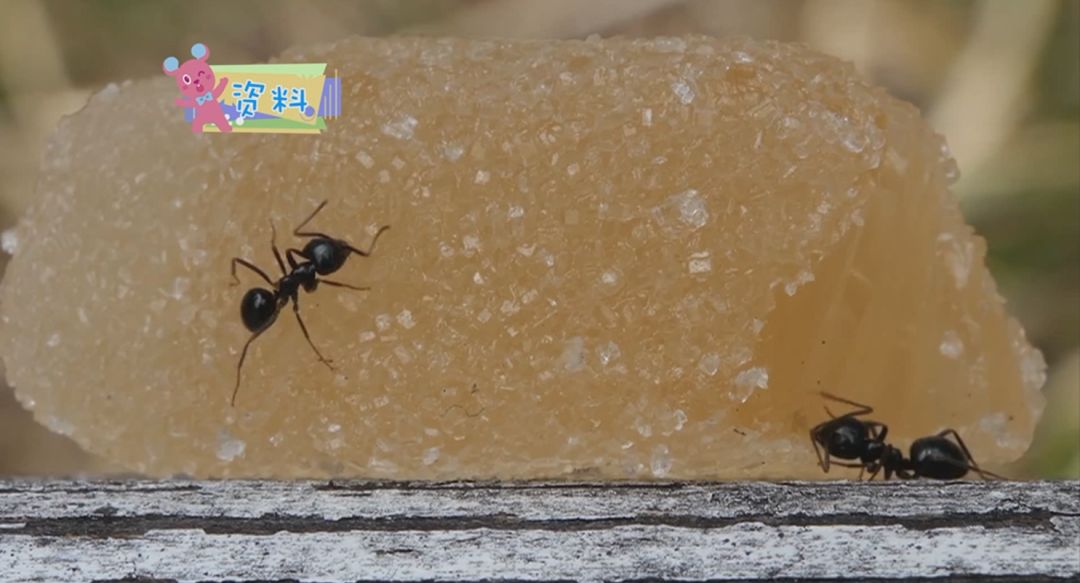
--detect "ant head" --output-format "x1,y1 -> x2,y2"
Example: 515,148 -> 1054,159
303,238 -> 349,275
241,287 -> 278,332
826,421 -> 866,459
163,43 -> 216,97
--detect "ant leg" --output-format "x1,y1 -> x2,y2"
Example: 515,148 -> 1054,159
232,327 -> 267,406
937,428 -> 978,462
866,421 -> 889,442
866,463 -> 883,481
319,279 -> 371,292
269,221 -> 287,276
937,429 -> 1007,480
971,467 -> 1007,480
827,460 -> 866,479
285,248 -> 305,269
809,426 -> 830,471
291,299 -> 334,371
291,199 -> 352,241
231,258 -> 274,287
343,225 -> 391,257
292,199 -> 329,236
818,392 -> 874,417
294,230 -> 337,241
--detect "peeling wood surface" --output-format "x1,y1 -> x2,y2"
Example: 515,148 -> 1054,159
0,480 -> 1077,582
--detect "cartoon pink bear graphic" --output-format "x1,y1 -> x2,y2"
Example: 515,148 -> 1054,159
163,43 -> 232,133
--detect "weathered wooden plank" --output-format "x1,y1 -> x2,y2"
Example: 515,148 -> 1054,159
0,480 -> 1077,582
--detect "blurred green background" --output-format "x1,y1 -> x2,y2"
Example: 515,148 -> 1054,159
0,0 -> 1076,478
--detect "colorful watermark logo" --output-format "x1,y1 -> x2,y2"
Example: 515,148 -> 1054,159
163,43 -> 340,134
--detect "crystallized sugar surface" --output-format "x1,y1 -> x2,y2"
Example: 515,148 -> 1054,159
0,36 -> 1044,478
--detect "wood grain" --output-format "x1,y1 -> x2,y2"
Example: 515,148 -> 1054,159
0,479 -> 1077,582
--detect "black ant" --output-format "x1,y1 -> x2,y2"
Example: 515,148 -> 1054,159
229,200 -> 389,406
809,392 -> 1004,480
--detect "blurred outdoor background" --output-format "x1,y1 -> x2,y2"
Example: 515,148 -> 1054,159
0,0 -> 1076,478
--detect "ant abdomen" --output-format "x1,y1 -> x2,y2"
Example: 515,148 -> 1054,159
241,288 -> 277,332
909,435 -> 970,480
